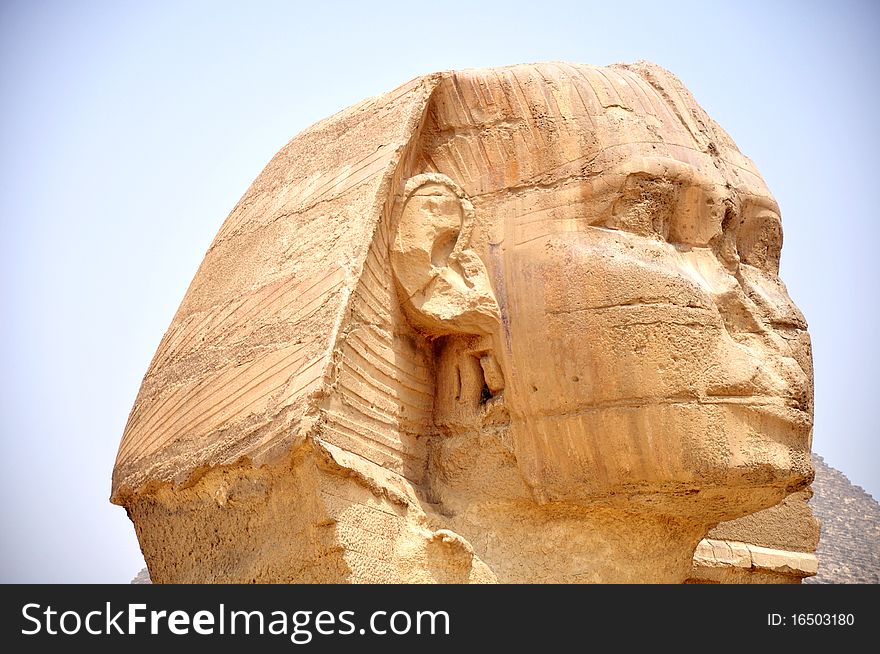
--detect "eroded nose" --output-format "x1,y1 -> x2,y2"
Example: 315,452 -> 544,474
737,265 -> 808,330
677,247 -> 764,335
677,247 -> 812,410
738,266 -> 814,410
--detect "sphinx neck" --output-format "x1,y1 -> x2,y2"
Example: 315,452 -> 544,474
425,429 -> 710,583
437,502 -> 708,583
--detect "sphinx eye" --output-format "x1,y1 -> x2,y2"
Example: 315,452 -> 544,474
603,174 -> 676,239
736,210 -> 782,275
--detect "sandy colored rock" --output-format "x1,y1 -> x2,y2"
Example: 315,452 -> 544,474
690,486 -> 819,583
708,488 -> 819,553
689,538 -> 817,584
112,62 -> 814,583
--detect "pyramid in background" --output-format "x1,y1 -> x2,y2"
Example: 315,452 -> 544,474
806,454 -> 880,583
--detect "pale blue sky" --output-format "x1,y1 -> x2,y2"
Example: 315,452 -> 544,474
1,0 -> 877,582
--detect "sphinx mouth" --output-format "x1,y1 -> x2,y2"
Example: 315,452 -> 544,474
702,393 -> 808,410
528,394 -> 812,427
692,394 -> 810,412
704,394 -> 813,433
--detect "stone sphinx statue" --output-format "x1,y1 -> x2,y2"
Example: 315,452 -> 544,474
111,62 -> 814,583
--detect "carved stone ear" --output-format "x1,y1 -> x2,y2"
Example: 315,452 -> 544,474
391,173 -> 500,336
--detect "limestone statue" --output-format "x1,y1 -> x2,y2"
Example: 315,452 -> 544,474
112,62 -> 814,583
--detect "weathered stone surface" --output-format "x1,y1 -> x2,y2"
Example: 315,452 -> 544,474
689,485 -> 819,583
708,488 -> 819,553
126,453 -> 879,583
689,538 -> 816,584
113,62 -> 814,583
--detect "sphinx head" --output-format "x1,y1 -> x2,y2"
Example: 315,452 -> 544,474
113,63 -> 814,583
389,62 -> 813,519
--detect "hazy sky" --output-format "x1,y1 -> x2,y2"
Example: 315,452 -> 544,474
1,0 -> 877,583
